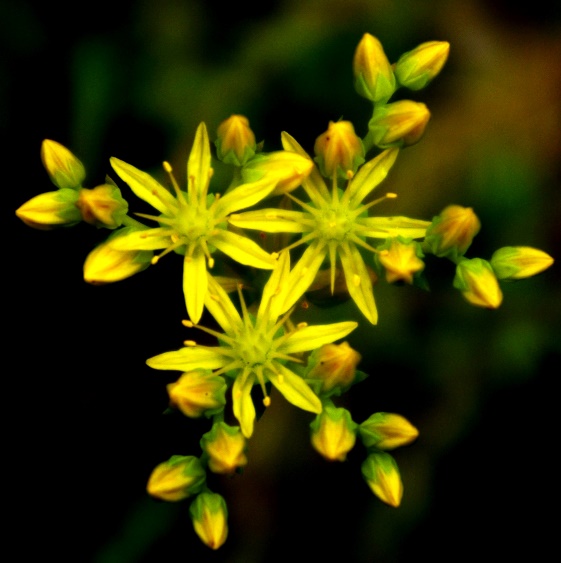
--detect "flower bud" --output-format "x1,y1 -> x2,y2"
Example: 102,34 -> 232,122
425,205 -> 481,260
361,451 -> 403,507
167,371 -> 227,419
75,184 -> 128,229
146,455 -> 206,502
242,150 -> 314,195
189,492 -> 228,550
376,237 -> 425,284
215,114 -> 256,166
490,246 -> 554,280
200,422 -> 248,474
394,41 -> 450,91
368,100 -> 430,149
15,188 -> 81,230
453,258 -> 503,309
353,33 -> 396,103
313,120 -> 365,179
359,412 -> 419,450
310,404 -> 357,462
83,227 -> 153,285
306,341 -> 362,394
41,139 -> 86,190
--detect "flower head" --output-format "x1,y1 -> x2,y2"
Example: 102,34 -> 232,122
229,132 -> 430,324
109,122 -> 310,323
146,252 -> 357,438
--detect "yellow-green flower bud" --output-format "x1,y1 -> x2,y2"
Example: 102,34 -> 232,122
313,120 -> 365,179
15,188 -> 81,230
359,412 -> 419,450
306,341 -> 362,394
353,33 -> 396,103
361,451 -> 403,507
310,404 -> 357,462
75,184 -> 128,229
83,227 -> 153,285
146,455 -> 206,502
368,100 -> 430,149
490,246 -> 554,280
376,238 -> 425,284
394,41 -> 450,91
242,150 -> 314,196
167,371 -> 227,419
453,258 -> 503,309
200,422 -> 248,474
41,139 -> 86,190
189,492 -> 228,550
215,114 -> 256,166
425,205 -> 481,260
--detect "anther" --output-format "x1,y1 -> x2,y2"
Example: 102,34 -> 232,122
263,397 -> 271,407
182,320 -> 195,328
183,340 -> 197,346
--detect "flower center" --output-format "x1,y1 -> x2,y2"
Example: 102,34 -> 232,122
316,204 -> 352,242
233,322 -> 272,369
174,203 -> 214,244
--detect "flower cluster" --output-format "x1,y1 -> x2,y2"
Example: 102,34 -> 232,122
15,33 -> 553,550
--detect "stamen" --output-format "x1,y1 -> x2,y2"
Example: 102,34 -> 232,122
278,231 -> 318,254
285,191 -> 319,215
328,242 -> 337,294
134,212 -> 175,226
352,192 -> 398,218
182,319 -> 236,346
347,232 -> 377,253
163,161 -> 187,205
236,283 -> 251,324
331,174 -> 339,205
151,238 -> 187,265
255,366 -> 270,406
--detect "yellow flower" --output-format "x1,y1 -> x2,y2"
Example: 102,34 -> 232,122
189,492 -> 228,550
146,252 -> 357,438
229,132 -> 430,324
377,237 -> 425,284
108,122 -> 311,323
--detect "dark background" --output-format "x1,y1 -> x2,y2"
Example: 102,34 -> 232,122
4,0 -> 560,561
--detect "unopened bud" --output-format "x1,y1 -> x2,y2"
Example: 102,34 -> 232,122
306,341 -> 362,394
361,451 -> 403,507
167,371 -> 227,419
15,189 -> 81,230
454,258 -> 503,309
146,455 -> 206,502
200,422 -> 248,474
310,404 -> 357,462
376,237 -> 425,284
368,100 -> 430,149
394,41 -> 450,91
76,184 -> 128,229
189,492 -> 228,550
353,33 -> 396,103
313,120 -> 365,178
490,246 -> 554,280
41,139 -> 86,190
215,114 -> 256,166
83,227 -> 152,284
242,150 -> 314,195
425,205 -> 481,260
359,412 -> 419,450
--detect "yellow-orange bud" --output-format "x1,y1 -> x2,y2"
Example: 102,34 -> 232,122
15,189 -> 81,230
167,371 -> 227,419
146,455 -> 206,502
394,40 -> 450,91
361,452 -> 403,507
189,492 -> 228,550
425,205 -> 481,259
307,342 -> 362,394
313,120 -> 365,178
215,114 -> 256,166
353,33 -> 396,103
368,100 -> 430,148
454,258 -> 503,309
377,238 -> 425,284
310,405 -> 357,462
200,422 -> 248,474
41,139 -> 86,190
490,246 -> 554,280
359,412 -> 419,450
76,184 -> 128,229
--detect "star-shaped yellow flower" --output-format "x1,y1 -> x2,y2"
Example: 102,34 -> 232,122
146,252 -> 357,438
229,132 -> 431,324
109,122 -> 312,323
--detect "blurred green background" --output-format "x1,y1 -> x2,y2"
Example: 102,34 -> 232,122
4,0 -> 560,561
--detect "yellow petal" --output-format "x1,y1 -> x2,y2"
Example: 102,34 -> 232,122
281,321 -> 358,355
146,346 -> 229,371
212,230 -> 276,269
232,373 -> 256,438
184,252 -> 208,323
187,122 -> 211,199
268,364 -> 322,414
